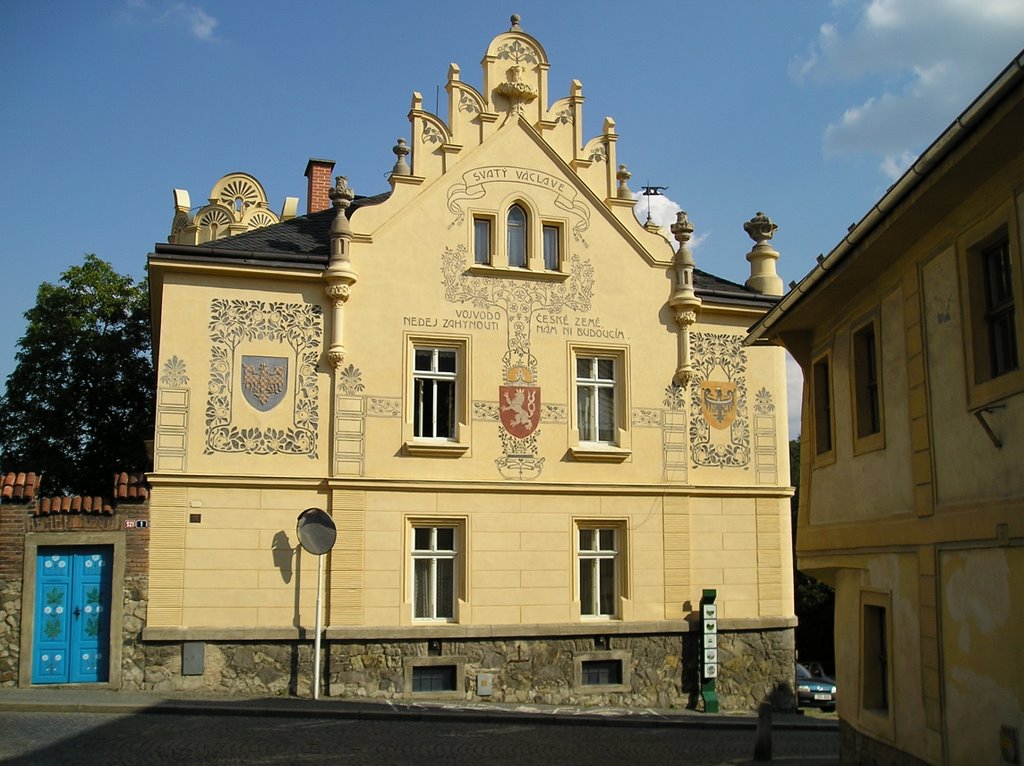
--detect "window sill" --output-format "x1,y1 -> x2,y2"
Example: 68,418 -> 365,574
966,369 -> 1024,412
812,448 -> 836,468
403,440 -> 470,458
412,618 -> 458,625
852,431 -> 885,456
570,445 -> 631,463
467,265 -> 569,281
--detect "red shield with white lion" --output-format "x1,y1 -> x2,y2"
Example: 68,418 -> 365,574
499,385 -> 540,438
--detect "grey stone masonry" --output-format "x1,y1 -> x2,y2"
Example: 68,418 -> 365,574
119,628 -> 795,712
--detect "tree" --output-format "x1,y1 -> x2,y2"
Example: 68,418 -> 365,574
0,254 -> 154,496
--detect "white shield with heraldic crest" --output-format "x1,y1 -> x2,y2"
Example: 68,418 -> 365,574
241,355 -> 289,412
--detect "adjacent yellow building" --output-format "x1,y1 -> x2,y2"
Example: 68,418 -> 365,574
749,49 -> 1024,764
144,16 -> 794,709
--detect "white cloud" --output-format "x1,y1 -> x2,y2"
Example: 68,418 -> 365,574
794,0 -> 1024,175
121,1 -> 219,42
879,150 -> 917,182
631,191 -> 710,253
162,3 -> 218,41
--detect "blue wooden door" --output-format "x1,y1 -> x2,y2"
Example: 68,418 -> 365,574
32,546 -> 112,684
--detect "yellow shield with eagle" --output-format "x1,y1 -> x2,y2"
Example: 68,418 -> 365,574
700,380 -> 737,430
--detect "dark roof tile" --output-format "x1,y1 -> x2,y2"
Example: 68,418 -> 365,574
157,190 -> 774,307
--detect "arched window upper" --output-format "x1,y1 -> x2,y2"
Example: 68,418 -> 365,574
507,205 -> 527,268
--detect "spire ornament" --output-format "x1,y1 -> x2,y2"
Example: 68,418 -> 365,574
616,165 -> 633,200
391,138 -> 411,176
325,175 -> 358,369
668,211 -> 702,386
743,211 -> 783,296
496,65 -> 538,115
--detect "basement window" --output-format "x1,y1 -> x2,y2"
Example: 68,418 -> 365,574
404,655 -> 466,699
412,664 -> 457,692
581,659 -> 622,685
573,650 -> 631,693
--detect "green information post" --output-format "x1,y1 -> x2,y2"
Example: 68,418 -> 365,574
700,589 -> 719,713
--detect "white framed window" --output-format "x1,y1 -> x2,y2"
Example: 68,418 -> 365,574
569,346 -> 630,461
466,203 -> 568,280
473,216 -> 493,266
507,204 -> 527,267
576,355 -> 617,443
577,525 -> 623,618
412,525 -> 457,621
542,224 -> 561,270
414,347 -> 457,439
404,335 -> 470,456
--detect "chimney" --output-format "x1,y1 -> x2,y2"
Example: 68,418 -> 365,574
304,158 -> 336,214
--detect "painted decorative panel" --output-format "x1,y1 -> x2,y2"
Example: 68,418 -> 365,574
689,333 -> 751,469
156,355 -> 190,472
442,245 -> 595,479
205,299 -> 322,458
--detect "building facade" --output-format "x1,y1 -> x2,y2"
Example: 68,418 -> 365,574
749,51 -> 1024,764
135,18 -> 795,708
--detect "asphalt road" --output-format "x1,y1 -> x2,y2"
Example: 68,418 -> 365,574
0,710 -> 839,765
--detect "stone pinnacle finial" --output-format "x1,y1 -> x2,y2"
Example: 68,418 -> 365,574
616,164 -> 633,200
330,176 -> 355,213
744,211 -> 778,244
510,13 -> 522,31
671,210 -> 694,247
392,138 -> 411,176
743,211 -> 783,296
668,210 -> 701,387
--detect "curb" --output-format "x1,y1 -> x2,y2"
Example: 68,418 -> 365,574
0,695 -> 840,732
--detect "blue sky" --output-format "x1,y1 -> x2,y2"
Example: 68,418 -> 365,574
3,1 -> 1023,438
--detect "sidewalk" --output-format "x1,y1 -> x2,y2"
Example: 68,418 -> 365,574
0,685 -> 838,731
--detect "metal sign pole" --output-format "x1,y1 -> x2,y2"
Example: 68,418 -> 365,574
295,507 -> 337,702
313,551 -> 324,700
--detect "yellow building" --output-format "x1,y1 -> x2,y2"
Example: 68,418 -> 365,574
144,16 -> 794,709
748,51 -> 1024,764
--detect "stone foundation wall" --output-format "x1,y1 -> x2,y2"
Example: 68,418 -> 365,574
119,573 -> 149,689
0,580 -> 22,685
715,628 -> 797,710
0,501 -> 28,687
124,627 -> 795,712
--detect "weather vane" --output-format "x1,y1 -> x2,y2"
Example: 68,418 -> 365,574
641,184 -> 669,224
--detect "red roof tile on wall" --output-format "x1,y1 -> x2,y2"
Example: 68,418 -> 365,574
35,495 -> 114,516
1,472 -> 40,503
2,469 -> 145,513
